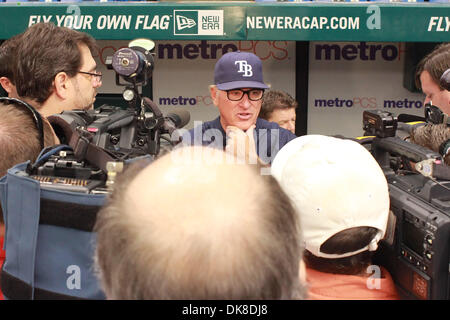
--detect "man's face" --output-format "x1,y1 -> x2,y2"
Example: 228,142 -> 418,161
267,108 -> 296,134
420,70 -> 450,115
211,86 -> 263,131
68,44 -> 102,111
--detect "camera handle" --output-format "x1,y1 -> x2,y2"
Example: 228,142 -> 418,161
139,97 -> 164,156
372,136 -> 442,166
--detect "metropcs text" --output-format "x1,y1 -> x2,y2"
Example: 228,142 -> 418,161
28,15 -> 170,30
182,304 -> 268,318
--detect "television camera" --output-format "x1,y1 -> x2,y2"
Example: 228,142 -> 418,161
27,39 -> 190,193
362,110 -> 450,300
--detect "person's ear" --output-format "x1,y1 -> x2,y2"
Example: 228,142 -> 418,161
53,72 -> 71,99
299,258 -> 307,285
210,85 -> 219,107
0,76 -> 14,94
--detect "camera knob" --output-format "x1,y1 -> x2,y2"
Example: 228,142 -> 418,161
121,58 -> 130,67
425,235 -> 433,245
110,135 -> 119,145
137,138 -> 145,147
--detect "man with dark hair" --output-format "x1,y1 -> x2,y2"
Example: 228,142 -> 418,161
182,51 -> 296,165
13,22 -> 101,117
411,43 -> 450,164
0,35 -> 22,98
272,135 -> 399,300
0,99 -> 57,300
95,146 -> 306,300
260,90 -> 298,134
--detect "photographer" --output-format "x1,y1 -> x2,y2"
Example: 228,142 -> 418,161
13,22 -> 101,118
411,43 -> 450,165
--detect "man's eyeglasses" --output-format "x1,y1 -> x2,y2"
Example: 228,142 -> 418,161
226,89 -> 264,101
78,70 -> 102,83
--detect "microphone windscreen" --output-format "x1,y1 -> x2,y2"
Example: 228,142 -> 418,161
397,114 -> 425,123
166,110 -> 190,128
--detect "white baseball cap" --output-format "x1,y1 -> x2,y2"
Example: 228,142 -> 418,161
271,135 -> 390,259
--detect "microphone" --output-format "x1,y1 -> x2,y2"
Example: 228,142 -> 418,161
163,109 -> 190,134
440,68 -> 450,91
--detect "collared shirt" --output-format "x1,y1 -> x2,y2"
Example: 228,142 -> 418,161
182,117 -> 297,164
306,266 -> 400,300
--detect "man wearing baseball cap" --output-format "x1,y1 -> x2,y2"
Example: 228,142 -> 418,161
182,51 -> 296,164
271,135 -> 400,300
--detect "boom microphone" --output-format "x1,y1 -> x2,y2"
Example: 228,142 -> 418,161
440,68 -> 450,91
166,110 -> 190,129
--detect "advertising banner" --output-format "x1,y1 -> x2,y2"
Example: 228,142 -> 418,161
246,4 -> 450,42
0,3 -> 246,40
0,3 -> 448,42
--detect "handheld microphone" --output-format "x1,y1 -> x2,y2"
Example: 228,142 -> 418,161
163,109 -> 190,134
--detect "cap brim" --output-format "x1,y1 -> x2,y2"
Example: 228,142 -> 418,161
216,81 -> 269,91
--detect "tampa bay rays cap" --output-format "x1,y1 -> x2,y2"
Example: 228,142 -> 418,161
214,51 -> 269,91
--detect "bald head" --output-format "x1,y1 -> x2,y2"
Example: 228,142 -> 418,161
129,146 -> 264,234
95,146 -> 305,300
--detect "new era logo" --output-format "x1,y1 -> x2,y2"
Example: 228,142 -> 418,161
174,10 -> 224,36
176,15 -> 196,31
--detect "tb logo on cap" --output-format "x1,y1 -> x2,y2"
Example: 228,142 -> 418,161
235,60 -> 253,77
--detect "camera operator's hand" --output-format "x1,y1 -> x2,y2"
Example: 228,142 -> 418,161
226,125 -> 265,166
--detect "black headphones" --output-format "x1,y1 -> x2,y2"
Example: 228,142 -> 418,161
424,103 -> 450,126
0,97 -> 44,150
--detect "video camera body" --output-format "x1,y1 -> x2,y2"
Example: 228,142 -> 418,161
363,110 -> 450,300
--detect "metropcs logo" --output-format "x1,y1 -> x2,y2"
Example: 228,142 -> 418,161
174,10 -> 224,36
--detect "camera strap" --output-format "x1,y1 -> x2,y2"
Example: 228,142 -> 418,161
68,126 -> 118,173
48,113 -> 120,172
